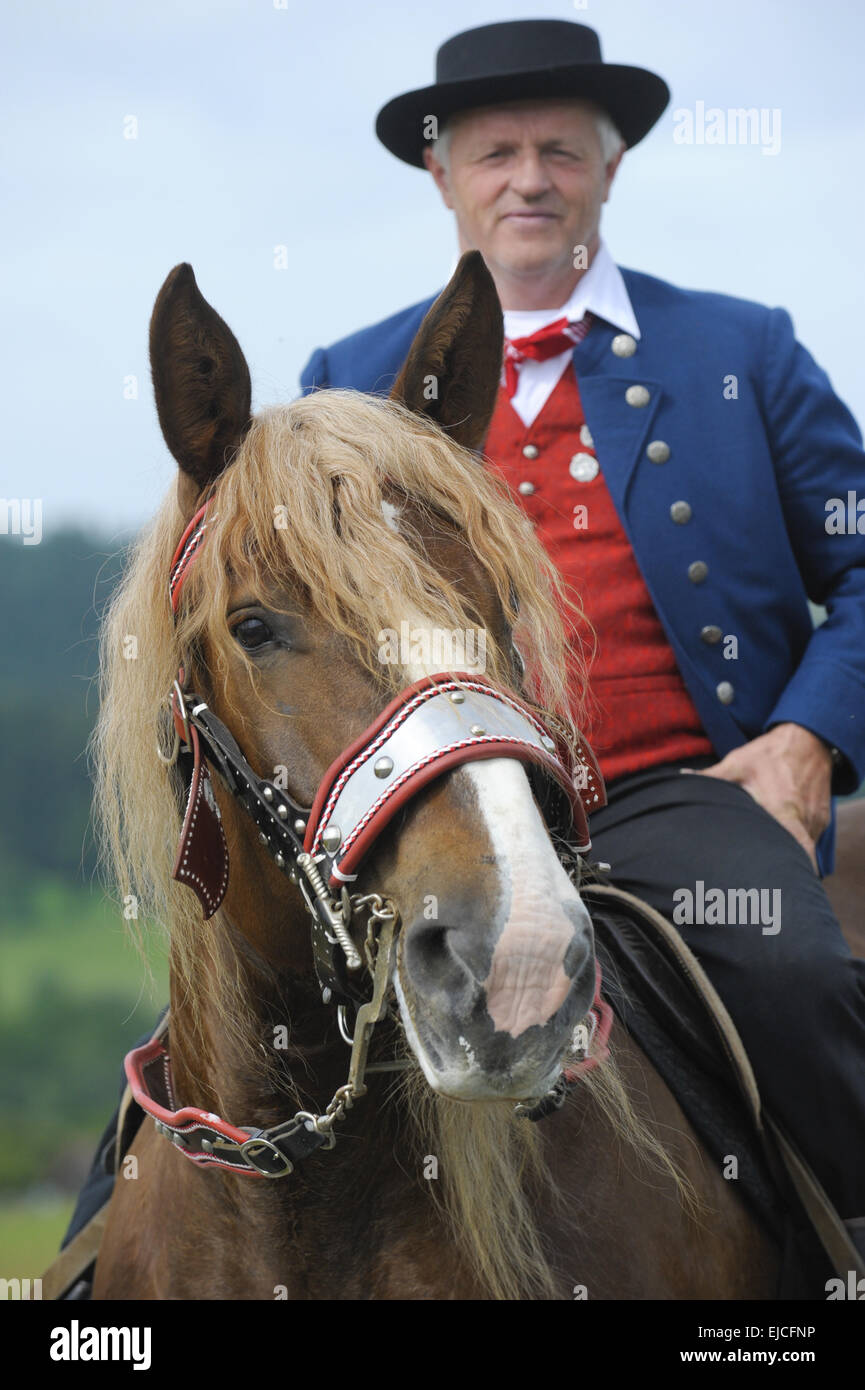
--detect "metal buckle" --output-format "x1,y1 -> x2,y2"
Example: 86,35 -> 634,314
238,1133 -> 294,1178
172,680 -> 192,748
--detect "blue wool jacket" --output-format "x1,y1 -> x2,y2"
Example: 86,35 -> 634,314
300,266 -> 865,874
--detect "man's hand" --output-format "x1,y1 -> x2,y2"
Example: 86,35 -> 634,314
696,723 -> 833,871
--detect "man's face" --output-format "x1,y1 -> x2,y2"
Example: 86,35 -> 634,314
424,99 -> 622,283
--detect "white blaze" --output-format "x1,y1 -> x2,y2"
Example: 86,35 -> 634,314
463,760 -> 590,1037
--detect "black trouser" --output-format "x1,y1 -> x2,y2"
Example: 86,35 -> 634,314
589,758 -> 865,1219
62,759 -> 865,1250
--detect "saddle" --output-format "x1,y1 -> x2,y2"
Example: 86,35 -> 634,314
43,880 -> 863,1300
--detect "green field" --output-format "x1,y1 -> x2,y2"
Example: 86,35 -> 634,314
0,1196 -> 76,1284
0,879 -> 168,1275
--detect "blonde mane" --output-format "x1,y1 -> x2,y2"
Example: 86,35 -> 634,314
93,388 -> 684,1300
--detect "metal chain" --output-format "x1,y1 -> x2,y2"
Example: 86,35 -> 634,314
349,893 -> 397,976
296,895 -> 399,1142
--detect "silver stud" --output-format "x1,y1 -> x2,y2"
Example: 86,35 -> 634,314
322,986 -> 332,1004
522,444 -> 539,459
470,724 -> 486,736
580,423 -> 594,449
569,452 -> 599,482
277,803 -> 288,819
259,832 -> 269,845
688,560 -> 709,584
612,333 -> 637,358
625,384 -> 650,408
274,851 -> 286,869
263,786 -> 274,802
700,625 -> 723,645
449,691 -> 465,704
294,818 -> 306,834
201,1138 -> 214,1153
716,681 -> 735,705
321,825 -> 342,854
670,500 -> 692,524
518,481 -> 535,495
647,440 -> 670,464
374,755 -> 394,778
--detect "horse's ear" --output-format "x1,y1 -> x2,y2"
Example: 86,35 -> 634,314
390,250 -> 502,452
150,263 -> 252,516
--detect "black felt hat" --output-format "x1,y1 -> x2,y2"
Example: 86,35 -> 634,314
375,19 -> 670,167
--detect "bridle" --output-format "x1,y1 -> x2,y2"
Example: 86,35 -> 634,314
126,500 -> 613,1179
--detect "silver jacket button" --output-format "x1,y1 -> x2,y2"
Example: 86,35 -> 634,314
522,443 -> 539,459
670,500 -> 692,524
688,561 -> 709,584
518,481 -> 535,495
625,384 -> 650,408
700,625 -> 723,645
569,453 -> 599,482
716,681 -> 735,705
580,423 -> 594,448
647,440 -> 670,464
612,333 -> 638,358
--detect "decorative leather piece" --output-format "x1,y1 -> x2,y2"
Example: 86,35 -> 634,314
304,672 -> 606,888
171,724 -> 229,919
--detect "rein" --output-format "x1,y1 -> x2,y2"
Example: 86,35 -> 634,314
126,500 -> 612,1178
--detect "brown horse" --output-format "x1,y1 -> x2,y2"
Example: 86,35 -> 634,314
91,252 -> 781,1300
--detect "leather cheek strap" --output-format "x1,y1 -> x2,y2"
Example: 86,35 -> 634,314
171,724 -> 229,920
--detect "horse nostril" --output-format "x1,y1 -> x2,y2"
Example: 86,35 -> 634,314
563,927 -> 593,981
404,922 -> 452,974
402,920 -> 489,1009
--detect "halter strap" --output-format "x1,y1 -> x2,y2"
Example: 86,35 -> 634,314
169,501 -> 212,613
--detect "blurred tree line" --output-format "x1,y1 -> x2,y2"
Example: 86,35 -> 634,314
0,530 -> 127,905
0,530 -> 170,1205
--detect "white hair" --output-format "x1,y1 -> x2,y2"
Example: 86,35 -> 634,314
430,103 -> 625,169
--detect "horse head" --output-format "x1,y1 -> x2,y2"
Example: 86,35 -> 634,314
131,251 -> 601,1108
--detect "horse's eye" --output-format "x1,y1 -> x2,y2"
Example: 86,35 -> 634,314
233,617 -> 273,650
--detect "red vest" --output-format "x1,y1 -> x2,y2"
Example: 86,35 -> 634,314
484,367 -> 714,783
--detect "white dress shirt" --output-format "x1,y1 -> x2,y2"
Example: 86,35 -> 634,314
501,242 -> 641,427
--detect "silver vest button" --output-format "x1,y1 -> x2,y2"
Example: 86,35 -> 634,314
522,443 -> 539,459
700,625 -> 723,645
580,423 -> 594,448
688,561 -> 709,584
518,481 -> 535,496
670,500 -> 692,524
647,440 -> 670,464
612,333 -> 637,358
716,681 -> 735,705
569,452 -> 599,482
625,384 -> 650,408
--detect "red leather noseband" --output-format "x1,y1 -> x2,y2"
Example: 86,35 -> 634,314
303,672 -> 605,888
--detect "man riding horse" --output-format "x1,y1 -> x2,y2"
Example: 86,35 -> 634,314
58,18 -> 864,1280
297,20 -> 865,1256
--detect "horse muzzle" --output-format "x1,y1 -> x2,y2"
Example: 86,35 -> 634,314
394,895 -> 596,1101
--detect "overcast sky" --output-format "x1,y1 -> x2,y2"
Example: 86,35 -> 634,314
4,0 -> 864,537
